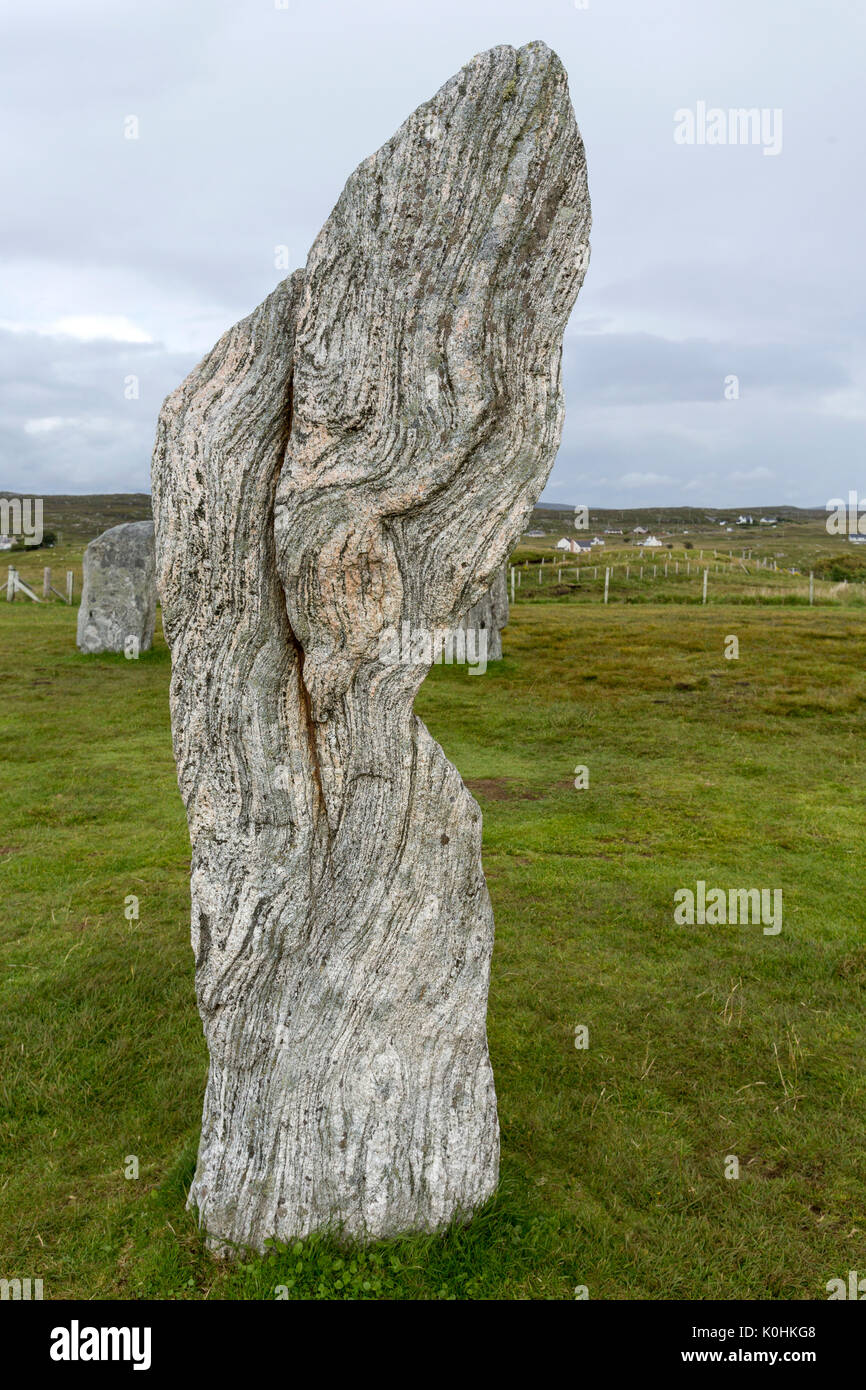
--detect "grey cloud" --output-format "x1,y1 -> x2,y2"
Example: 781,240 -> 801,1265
563,331 -> 850,406
0,0 -> 862,504
0,329 -> 197,492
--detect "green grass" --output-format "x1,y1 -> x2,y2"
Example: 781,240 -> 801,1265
1,591 -> 865,1300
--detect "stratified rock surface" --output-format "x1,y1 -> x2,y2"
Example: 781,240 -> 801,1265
76,520 -> 156,654
152,40 -> 590,1252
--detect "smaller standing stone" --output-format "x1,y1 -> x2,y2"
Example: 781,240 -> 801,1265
77,521 -> 156,654
457,566 -> 509,660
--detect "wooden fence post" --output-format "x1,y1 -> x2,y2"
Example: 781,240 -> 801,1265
603,567 -> 609,604
66,570 -> 74,604
43,566 -> 51,598
6,566 -> 15,602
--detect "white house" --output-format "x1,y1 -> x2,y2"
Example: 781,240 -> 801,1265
0,536 -> 13,551
633,526 -> 648,535
590,536 -> 605,547
556,536 -> 591,553
639,534 -> 663,548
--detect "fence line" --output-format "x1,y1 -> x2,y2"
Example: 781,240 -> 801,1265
6,564 -> 73,604
507,559 -> 842,607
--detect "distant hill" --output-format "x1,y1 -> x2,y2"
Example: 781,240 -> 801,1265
529,503 -> 826,533
0,491 -> 828,547
0,492 -> 152,544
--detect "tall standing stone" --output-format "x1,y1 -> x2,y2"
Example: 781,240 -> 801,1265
152,41 -> 590,1252
76,520 -> 156,655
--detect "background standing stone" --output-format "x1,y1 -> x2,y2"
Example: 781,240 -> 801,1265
76,520 -> 156,655
458,565 -> 509,661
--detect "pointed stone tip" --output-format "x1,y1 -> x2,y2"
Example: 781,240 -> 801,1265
463,39 -> 565,79
517,39 -> 562,63
460,40 -> 571,118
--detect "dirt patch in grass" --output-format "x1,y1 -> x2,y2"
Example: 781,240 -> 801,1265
466,778 -> 545,801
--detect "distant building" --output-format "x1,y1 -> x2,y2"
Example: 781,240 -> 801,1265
633,526 -> 648,535
639,535 -> 663,548
759,516 -> 778,524
525,529 -> 546,538
556,536 -> 590,553
0,536 -> 12,551
590,536 -> 605,547
736,514 -> 754,525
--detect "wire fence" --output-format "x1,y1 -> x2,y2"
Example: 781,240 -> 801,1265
508,555 -> 860,607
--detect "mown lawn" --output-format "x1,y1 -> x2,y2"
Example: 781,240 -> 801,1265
1,595 -> 864,1299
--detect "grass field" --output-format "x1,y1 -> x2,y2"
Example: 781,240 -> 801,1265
2,550 -> 865,1299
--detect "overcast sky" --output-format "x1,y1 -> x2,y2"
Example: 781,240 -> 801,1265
1,0 -> 863,507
